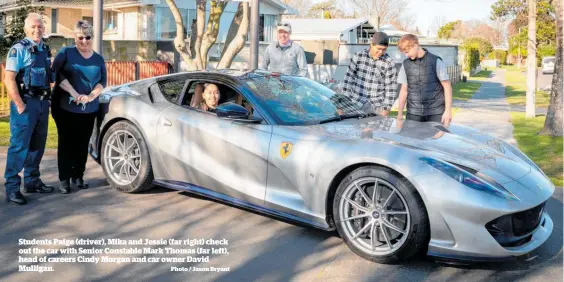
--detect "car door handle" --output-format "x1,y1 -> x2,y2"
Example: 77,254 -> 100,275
161,118 -> 172,127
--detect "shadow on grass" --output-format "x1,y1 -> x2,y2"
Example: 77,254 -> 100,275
452,82 -> 482,101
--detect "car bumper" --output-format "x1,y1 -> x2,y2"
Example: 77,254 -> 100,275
409,172 -> 554,261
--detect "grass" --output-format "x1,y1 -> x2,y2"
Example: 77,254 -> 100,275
468,70 -> 493,82
510,112 -> 563,187
503,66 -> 551,107
452,82 -> 482,101
0,115 -> 58,149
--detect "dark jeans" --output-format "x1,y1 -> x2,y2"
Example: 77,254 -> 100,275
4,98 -> 50,193
406,113 -> 443,123
52,107 -> 96,181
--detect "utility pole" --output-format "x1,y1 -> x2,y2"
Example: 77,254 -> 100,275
249,0 -> 259,69
526,0 -> 536,118
93,0 -> 103,55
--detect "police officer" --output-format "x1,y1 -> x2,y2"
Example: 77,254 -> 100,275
4,13 -> 54,205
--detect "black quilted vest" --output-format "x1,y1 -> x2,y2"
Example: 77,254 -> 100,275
403,49 -> 445,116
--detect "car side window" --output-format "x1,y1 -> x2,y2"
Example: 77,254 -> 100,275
158,79 -> 186,104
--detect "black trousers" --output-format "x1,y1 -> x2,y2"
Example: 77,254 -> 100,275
406,113 -> 443,123
52,107 -> 96,181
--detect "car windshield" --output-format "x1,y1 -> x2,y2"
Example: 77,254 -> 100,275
543,57 -> 555,64
242,74 -> 366,125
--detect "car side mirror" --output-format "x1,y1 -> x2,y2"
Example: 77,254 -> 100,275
216,102 -> 262,123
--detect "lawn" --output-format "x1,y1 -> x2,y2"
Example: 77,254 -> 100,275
468,70 -> 492,81
451,70 -> 492,101
510,112 -> 563,187
0,115 -> 58,149
504,66 -> 551,107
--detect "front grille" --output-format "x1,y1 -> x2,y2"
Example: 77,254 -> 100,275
512,203 -> 545,236
486,202 -> 545,247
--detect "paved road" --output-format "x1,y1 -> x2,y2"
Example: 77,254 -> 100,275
0,151 -> 562,282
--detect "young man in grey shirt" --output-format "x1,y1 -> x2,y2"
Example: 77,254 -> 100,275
260,22 -> 308,77
395,34 -> 453,127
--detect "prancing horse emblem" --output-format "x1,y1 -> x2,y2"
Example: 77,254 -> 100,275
280,142 -> 293,159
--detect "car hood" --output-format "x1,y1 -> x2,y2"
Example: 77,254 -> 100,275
295,116 -> 531,184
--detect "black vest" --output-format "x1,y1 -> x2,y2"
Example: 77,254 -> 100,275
403,49 -> 445,116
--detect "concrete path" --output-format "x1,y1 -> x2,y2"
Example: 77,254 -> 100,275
0,154 -> 562,282
452,69 -> 518,145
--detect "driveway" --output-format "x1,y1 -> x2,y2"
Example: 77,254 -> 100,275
0,152 -> 562,282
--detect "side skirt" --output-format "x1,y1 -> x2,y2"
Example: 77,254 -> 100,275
154,179 -> 334,231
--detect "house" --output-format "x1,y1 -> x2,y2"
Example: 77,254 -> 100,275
284,18 -> 375,44
0,0 -> 297,61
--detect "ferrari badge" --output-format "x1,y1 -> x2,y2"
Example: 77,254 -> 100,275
280,142 -> 293,159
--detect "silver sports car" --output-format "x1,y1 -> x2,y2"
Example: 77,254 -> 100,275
89,70 -> 554,264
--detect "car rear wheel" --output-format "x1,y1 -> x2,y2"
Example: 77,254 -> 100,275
101,121 -> 154,193
333,166 -> 429,263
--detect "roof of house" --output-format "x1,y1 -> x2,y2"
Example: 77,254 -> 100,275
284,18 -> 374,37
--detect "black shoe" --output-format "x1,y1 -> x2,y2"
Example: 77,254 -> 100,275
6,192 -> 27,205
72,178 -> 89,189
24,181 -> 54,193
59,180 -> 70,194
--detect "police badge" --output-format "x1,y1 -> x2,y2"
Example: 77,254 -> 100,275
8,48 -> 17,58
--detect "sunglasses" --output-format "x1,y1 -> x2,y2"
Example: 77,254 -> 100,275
77,36 -> 92,41
277,23 -> 290,27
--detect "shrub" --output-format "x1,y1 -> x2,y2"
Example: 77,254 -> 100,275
464,48 -> 480,72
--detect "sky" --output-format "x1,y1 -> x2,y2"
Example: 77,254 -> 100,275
314,0 -> 500,37
406,0 -> 498,37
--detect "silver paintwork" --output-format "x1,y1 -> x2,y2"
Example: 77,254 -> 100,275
93,76 -> 555,261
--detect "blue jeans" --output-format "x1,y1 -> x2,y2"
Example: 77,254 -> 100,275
4,97 -> 50,194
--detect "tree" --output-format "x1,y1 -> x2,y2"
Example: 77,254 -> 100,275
437,21 -> 459,40
305,0 -> 346,18
461,37 -> 493,57
164,0 -> 249,71
525,0 -> 536,118
541,0 -> 563,136
0,0 -> 44,58
346,0 -> 408,29
491,0 -> 556,65
282,0 -> 313,18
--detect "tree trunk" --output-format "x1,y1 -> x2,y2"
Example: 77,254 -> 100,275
541,0 -> 563,136
200,0 -> 225,69
525,0 -> 536,118
165,0 -> 197,70
217,2 -> 250,69
220,2 -> 245,59
194,0 -> 207,70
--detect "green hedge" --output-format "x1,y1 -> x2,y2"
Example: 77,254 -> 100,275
487,50 -> 508,65
464,48 -> 480,72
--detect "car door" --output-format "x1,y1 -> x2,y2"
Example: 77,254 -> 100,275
155,80 -> 272,206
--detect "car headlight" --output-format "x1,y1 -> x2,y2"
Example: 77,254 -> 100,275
420,157 -> 519,200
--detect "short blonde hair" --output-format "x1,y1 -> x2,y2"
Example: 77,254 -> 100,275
74,20 -> 93,36
398,34 -> 419,52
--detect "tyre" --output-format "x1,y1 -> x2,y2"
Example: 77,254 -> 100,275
101,121 -> 154,193
333,166 -> 429,263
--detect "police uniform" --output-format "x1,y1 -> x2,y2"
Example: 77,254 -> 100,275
4,37 -> 54,205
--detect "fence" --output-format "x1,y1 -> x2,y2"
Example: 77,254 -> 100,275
0,61 -> 171,116
447,65 -> 462,84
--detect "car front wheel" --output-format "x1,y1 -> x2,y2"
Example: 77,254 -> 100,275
333,166 -> 429,263
101,121 -> 154,193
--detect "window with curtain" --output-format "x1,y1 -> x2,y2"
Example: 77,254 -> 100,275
156,7 -> 195,39
104,11 -> 118,32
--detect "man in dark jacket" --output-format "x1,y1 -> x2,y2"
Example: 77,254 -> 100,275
395,34 -> 452,127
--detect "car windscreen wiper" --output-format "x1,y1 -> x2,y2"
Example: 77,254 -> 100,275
318,116 -> 342,124
318,112 -> 373,124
